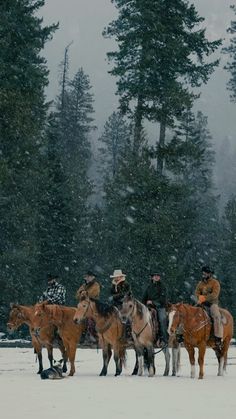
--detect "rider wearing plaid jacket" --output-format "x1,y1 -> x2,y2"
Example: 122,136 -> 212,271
40,274 -> 66,305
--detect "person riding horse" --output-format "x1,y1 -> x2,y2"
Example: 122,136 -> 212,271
142,272 -> 168,345
76,271 -> 100,301
39,274 -> 66,305
110,269 -> 132,341
195,266 -> 223,348
110,269 -> 131,308
76,271 -> 101,344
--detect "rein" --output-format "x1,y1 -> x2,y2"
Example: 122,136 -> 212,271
176,306 -> 210,339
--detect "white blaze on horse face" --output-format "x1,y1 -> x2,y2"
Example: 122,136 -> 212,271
168,310 -> 176,335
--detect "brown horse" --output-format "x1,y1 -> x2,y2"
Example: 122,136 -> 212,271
32,302 -> 85,376
168,303 -> 234,379
7,304 -> 67,374
73,296 -> 126,376
121,294 -> 180,377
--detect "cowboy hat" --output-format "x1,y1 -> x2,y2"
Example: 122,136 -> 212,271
110,269 -> 126,278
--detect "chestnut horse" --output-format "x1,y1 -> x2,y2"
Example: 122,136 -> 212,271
7,304 -> 67,374
73,296 -> 126,376
121,294 -> 180,377
168,303 -> 234,379
32,302 -> 85,376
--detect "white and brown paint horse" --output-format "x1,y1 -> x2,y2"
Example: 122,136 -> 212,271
121,294 -> 180,377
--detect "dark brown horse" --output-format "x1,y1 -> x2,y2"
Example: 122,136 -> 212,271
73,296 -> 126,376
121,294 -> 180,377
7,304 -> 67,374
32,302 -> 85,376
168,303 -> 234,379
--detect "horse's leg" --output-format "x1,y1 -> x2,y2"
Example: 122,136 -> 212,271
171,346 -> 180,377
186,344 -> 195,378
163,346 -> 170,376
46,344 -> 53,368
58,338 -> 68,373
136,346 -> 144,376
198,342 -> 206,379
32,337 -> 43,374
114,345 -> 122,377
100,343 -> 112,376
146,346 -> 155,377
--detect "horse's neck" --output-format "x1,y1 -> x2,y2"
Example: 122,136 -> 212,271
132,304 -> 149,327
181,305 -> 208,327
19,306 -> 34,325
51,306 -> 76,325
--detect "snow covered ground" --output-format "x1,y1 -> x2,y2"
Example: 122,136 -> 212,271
0,346 -> 236,419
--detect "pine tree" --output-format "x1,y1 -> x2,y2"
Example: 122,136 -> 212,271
104,0 -> 221,172
223,5 -> 236,102
98,111 -> 131,178
0,0 -> 57,328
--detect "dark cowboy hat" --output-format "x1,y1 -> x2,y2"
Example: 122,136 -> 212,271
201,266 -> 214,274
150,272 -> 161,277
47,274 -> 59,281
85,271 -> 96,277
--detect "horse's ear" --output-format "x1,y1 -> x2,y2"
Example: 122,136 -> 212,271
10,303 -> 19,309
80,293 -> 87,302
80,290 -> 88,300
166,302 -> 172,312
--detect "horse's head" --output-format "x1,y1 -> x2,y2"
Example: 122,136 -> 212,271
120,292 -> 135,321
168,303 -> 184,336
32,302 -> 51,336
7,304 -> 24,332
73,295 -> 93,324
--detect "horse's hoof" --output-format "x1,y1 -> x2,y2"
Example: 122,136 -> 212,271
68,372 -> 74,376
198,376 -> 203,380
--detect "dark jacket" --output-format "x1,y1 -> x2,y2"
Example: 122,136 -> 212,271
111,280 -> 131,307
142,280 -> 167,309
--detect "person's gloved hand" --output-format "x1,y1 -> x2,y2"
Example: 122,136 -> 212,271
198,295 -> 206,304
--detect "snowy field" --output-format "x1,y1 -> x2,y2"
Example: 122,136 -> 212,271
0,347 -> 236,419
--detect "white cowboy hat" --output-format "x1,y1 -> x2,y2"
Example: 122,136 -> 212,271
110,269 -> 126,278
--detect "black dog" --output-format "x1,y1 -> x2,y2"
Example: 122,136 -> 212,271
40,363 -> 64,380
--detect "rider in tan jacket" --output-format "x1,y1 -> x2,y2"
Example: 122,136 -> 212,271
76,271 -> 100,301
195,266 -> 223,348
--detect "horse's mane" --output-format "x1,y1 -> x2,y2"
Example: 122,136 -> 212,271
135,300 -> 144,319
90,298 -> 116,318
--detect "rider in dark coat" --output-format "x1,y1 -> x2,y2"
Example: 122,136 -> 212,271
142,272 -> 168,344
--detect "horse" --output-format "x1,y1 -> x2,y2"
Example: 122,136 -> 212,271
168,303 -> 234,379
32,302 -> 85,376
121,294 -> 180,377
7,304 -> 67,374
73,296 -> 126,376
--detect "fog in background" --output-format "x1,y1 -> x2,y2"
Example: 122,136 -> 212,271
41,0 -> 236,205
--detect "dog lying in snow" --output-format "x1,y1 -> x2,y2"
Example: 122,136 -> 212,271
40,363 -> 64,380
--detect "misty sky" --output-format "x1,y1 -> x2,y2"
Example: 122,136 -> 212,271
41,0 -> 235,149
